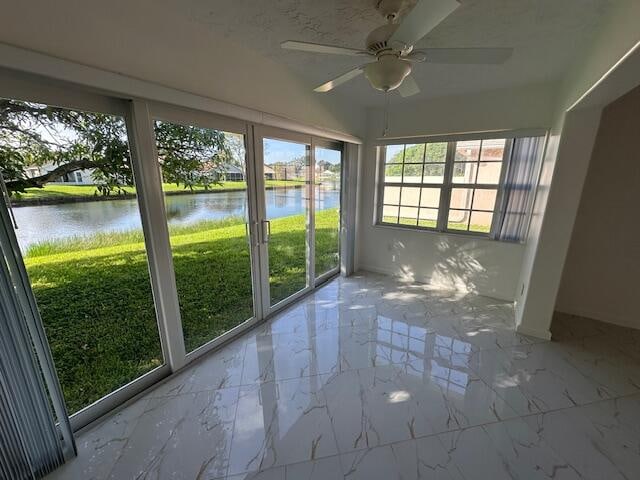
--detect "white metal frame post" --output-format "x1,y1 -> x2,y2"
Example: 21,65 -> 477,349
308,138 -> 316,286
128,100 -> 186,371
340,143 -> 358,276
244,123 -> 265,324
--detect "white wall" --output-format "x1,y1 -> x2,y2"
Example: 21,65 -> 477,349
556,85 -> 640,329
514,0 -> 640,338
515,107 -> 602,339
356,83 -> 557,301
3,0 -> 639,325
0,0 -> 364,138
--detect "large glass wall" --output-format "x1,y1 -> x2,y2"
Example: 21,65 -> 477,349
154,120 -> 254,353
0,97 -> 163,414
314,146 -> 342,278
0,89 -> 346,423
262,138 -> 311,306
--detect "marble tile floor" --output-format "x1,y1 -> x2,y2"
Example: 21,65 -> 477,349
46,273 -> 640,479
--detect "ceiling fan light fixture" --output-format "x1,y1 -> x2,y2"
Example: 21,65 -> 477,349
364,55 -> 412,92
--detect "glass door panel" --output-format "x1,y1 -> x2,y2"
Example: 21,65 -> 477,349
261,137 -> 311,306
0,97 -> 163,414
314,146 -> 342,278
153,120 -> 254,353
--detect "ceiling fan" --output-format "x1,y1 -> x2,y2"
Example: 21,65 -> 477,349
281,0 -> 513,97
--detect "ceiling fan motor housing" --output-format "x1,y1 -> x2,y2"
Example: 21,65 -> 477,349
364,55 -> 412,92
365,24 -> 399,54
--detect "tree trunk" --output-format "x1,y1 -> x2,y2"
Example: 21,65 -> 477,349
5,159 -> 96,192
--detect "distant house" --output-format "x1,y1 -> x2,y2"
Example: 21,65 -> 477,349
200,162 -> 245,182
270,163 -> 304,181
25,163 -> 94,185
318,169 -> 338,181
26,161 -> 278,185
219,164 -> 244,181
263,164 -> 275,180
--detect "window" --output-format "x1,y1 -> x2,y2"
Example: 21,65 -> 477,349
381,142 -> 447,228
1,97 -> 164,414
153,120 -> 255,354
449,139 -> 505,233
378,138 -> 511,237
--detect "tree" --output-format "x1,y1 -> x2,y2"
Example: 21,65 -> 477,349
384,143 -> 447,177
0,99 -> 231,194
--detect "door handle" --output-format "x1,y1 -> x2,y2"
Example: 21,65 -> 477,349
261,220 -> 271,243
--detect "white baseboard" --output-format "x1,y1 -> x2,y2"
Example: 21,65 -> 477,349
516,324 -> 552,340
555,305 -> 640,331
357,264 -> 514,303
357,264 -> 394,277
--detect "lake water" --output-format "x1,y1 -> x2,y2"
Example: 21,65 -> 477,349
13,186 -> 340,249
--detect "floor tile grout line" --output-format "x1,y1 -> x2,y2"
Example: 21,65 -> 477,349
223,339 -> 250,479
462,336 -> 640,417
225,386 -> 640,479
325,387 -> 640,460
102,395 -> 152,480
60,274 -> 640,480
141,330 -> 639,460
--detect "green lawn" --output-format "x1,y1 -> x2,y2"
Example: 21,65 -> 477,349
24,208 -> 339,413
10,180 -> 305,203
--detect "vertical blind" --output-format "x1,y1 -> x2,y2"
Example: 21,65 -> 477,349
0,189 -> 74,479
497,136 -> 546,242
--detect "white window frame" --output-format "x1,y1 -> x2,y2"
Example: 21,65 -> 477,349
0,66 -> 356,432
375,137 -> 514,239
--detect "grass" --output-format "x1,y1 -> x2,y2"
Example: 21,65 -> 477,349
10,180 -> 306,203
24,208 -> 339,413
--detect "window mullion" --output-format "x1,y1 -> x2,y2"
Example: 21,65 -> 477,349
490,138 -> 514,238
438,141 -> 456,231
416,144 -> 426,226
397,145 -> 406,224
376,146 -> 387,225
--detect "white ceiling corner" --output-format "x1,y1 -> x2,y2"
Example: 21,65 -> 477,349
186,0 -> 616,107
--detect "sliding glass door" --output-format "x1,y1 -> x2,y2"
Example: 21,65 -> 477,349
253,128 -> 343,314
314,143 -> 343,281
255,130 -> 312,310
0,95 -> 165,418
0,77 -> 346,429
150,114 -> 257,355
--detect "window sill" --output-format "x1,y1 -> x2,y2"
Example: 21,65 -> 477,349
373,221 -> 521,244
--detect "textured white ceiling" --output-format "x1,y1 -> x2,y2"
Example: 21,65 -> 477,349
186,0 -> 615,106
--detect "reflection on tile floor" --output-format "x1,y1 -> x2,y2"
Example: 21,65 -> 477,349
46,273 -> 640,479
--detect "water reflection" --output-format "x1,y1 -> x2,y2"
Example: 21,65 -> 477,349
14,186 -> 339,249
203,275 -> 521,476
232,298 -> 479,475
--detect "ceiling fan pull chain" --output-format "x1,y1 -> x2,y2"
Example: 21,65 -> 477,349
383,92 -> 391,137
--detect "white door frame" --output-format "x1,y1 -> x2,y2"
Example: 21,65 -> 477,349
252,125 -> 314,316
312,139 -> 344,286
143,101 -> 264,365
0,71 -> 350,432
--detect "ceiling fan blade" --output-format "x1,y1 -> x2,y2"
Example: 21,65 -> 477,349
389,0 -> 460,48
397,75 -> 420,97
420,47 -> 513,64
314,66 -> 366,92
404,51 -> 427,62
281,40 -> 370,57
